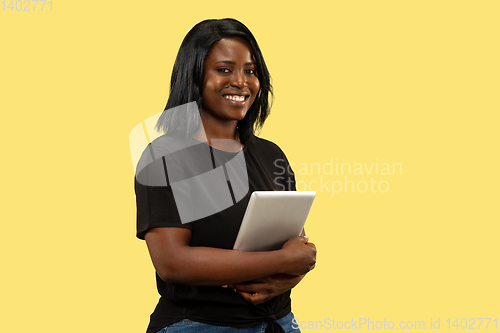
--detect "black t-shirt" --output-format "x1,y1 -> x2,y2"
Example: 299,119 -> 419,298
135,135 -> 296,333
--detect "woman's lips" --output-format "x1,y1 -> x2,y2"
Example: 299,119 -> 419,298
223,94 -> 249,106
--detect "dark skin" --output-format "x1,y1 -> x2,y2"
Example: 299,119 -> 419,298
228,273 -> 306,306
196,37 -> 260,142
226,229 -> 308,305
145,37 -> 316,306
145,228 -> 314,286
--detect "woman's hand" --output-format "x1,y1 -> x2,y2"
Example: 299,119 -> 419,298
227,235 -> 317,305
280,236 -> 317,276
227,273 -> 304,306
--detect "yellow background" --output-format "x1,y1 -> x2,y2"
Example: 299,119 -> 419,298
1,1 -> 498,332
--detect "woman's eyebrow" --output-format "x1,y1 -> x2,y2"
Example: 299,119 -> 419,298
215,60 -> 256,66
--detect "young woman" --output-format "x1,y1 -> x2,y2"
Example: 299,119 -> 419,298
135,18 -> 316,333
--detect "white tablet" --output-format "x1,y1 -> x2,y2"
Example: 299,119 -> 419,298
233,191 -> 316,252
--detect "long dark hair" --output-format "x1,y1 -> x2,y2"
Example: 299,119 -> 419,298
155,18 -> 273,144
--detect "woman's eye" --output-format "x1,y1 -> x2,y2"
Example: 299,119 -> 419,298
246,69 -> 256,75
217,68 -> 230,73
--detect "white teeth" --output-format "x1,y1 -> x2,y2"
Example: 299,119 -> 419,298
224,95 -> 245,102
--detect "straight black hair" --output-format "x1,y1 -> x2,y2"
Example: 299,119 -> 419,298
155,18 -> 273,144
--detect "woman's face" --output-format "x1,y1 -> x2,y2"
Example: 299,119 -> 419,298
201,37 -> 260,129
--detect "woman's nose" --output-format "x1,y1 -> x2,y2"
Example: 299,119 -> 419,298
230,72 -> 248,88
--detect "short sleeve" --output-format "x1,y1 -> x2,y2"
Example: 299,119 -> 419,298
135,171 -> 192,240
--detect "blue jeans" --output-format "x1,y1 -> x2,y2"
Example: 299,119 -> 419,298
155,312 -> 300,333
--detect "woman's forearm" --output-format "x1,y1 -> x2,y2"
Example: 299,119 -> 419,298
145,228 -> 316,286
160,246 -> 288,286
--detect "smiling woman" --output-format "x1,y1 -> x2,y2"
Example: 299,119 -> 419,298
134,18 -> 316,333
155,19 -> 273,146
201,37 -> 260,139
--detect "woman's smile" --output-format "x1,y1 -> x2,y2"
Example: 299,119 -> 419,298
201,37 -> 260,126
222,93 -> 250,106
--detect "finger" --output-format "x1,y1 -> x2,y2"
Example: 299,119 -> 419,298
236,290 -> 269,306
227,283 -> 246,292
229,283 -> 257,294
232,281 -> 273,295
306,242 -> 316,249
235,290 -> 254,303
295,235 -> 309,244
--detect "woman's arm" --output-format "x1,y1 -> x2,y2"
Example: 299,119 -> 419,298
144,227 -> 316,286
227,229 -> 314,305
228,273 -> 306,305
